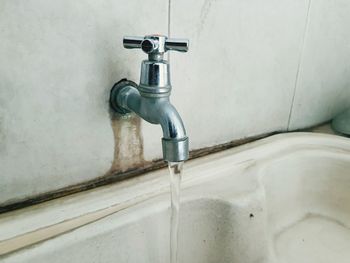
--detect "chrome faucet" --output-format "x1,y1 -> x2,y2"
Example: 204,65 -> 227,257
110,35 -> 189,162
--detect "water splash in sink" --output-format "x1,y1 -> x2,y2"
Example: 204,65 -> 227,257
168,161 -> 184,263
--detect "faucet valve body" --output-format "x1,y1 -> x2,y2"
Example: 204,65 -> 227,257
139,60 -> 171,97
110,35 -> 189,162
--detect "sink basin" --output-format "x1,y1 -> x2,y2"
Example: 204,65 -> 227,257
1,133 -> 350,263
263,149 -> 350,263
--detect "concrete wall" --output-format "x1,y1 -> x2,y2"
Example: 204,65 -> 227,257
1,0 -> 349,206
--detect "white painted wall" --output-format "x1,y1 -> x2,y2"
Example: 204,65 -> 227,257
0,0 -> 349,205
0,0 -> 168,205
288,0 -> 350,129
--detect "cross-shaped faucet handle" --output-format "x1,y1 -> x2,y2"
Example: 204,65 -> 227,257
123,35 -> 189,58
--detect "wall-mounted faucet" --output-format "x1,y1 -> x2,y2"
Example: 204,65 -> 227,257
110,35 -> 189,162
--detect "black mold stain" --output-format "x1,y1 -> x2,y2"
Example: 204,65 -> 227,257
0,130 -> 279,214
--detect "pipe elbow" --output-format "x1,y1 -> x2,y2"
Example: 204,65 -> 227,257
159,103 -> 187,140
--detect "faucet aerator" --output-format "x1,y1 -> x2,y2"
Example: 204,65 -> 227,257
162,137 -> 189,162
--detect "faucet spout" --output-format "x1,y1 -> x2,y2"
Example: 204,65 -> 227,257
110,80 -> 189,162
158,100 -> 189,162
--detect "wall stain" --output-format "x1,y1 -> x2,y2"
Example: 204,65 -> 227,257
0,129 -> 284,214
196,0 -> 218,38
108,110 -> 148,174
0,79 -> 12,153
0,113 -> 5,152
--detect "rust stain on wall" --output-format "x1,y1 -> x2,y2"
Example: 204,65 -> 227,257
108,111 -> 149,174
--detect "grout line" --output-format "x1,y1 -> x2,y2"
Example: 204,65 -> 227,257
287,0 -> 313,131
167,0 -> 172,61
167,0 -> 171,37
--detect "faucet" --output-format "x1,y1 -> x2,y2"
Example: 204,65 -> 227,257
109,34 -> 189,162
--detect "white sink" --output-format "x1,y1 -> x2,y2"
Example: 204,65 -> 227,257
1,133 -> 350,263
263,147 -> 350,263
